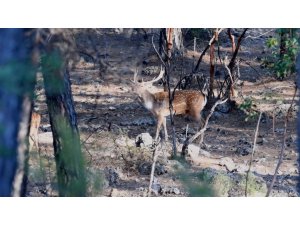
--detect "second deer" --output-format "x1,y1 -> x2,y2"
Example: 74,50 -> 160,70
132,67 -> 207,141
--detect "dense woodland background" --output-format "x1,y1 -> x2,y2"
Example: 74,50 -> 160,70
0,28 -> 299,197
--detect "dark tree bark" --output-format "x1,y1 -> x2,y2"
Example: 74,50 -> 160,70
296,53 -> 300,194
0,29 -> 36,196
41,37 -> 86,196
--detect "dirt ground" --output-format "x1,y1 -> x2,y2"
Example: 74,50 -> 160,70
26,29 -> 299,197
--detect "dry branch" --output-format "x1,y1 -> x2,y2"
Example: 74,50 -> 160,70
181,98 -> 228,156
266,86 -> 297,197
148,143 -> 160,196
245,111 -> 262,197
227,29 -> 236,53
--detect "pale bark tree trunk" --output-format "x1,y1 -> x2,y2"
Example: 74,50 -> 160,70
0,29 -> 36,196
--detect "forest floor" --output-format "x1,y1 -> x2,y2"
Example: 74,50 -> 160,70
27,29 -> 299,197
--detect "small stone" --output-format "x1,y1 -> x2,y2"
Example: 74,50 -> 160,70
41,124 -> 51,132
151,183 -> 161,195
115,136 -> 135,147
275,128 -> 284,134
219,157 -> 236,172
172,187 -> 180,195
106,98 -> 115,103
104,168 -> 120,187
212,111 -> 224,120
109,106 -> 116,110
138,162 -> 167,175
135,133 -> 153,147
257,137 -> 267,145
216,102 -> 231,113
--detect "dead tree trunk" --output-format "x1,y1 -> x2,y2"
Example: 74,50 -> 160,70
42,40 -> 86,196
0,29 -> 36,196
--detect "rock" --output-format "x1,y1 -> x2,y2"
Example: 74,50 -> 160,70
41,124 -> 51,132
211,111 -> 224,120
108,106 -> 116,111
286,134 -> 297,144
236,146 -> 251,156
216,102 -> 231,113
275,128 -> 284,134
115,136 -> 135,147
138,162 -> 167,175
235,139 -> 252,156
104,168 -> 120,187
257,137 -> 267,145
236,164 -> 248,173
173,187 -> 180,195
219,157 -> 236,172
110,188 -> 120,197
160,186 -> 181,195
106,98 -> 115,103
188,144 -> 211,159
135,133 -> 153,147
151,182 -> 162,196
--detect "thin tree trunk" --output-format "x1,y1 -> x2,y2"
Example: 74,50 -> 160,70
227,28 -> 236,53
209,36 -> 215,99
42,43 -> 87,196
0,29 -> 36,196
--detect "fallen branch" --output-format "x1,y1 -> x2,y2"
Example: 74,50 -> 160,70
245,111 -> 262,197
266,86 -> 297,197
181,98 -> 228,156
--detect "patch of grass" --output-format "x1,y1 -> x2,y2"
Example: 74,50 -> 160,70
239,173 -> 267,196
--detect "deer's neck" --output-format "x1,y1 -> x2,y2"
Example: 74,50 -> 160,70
141,89 -> 155,111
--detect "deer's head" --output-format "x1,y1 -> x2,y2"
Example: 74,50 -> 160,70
131,66 -> 165,100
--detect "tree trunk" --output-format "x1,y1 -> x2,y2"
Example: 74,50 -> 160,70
296,53 -> 300,194
0,29 -> 36,196
42,43 -> 86,196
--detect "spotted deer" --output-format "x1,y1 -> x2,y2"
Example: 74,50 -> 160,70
29,111 -> 41,151
132,67 -> 207,141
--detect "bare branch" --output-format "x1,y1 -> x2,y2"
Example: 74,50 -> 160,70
181,98 -> 228,156
266,86 -> 297,197
245,111 -> 262,197
245,29 -> 275,40
152,35 -> 166,67
148,143 -> 160,196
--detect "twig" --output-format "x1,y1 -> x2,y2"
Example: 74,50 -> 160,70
266,86 -> 297,197
245,111 -> 262,197
245,29 -> 275,40
148,143 -> 160,196
181,98 -> 228,156
273,110 -> 276,137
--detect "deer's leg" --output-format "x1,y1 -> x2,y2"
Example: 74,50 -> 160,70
162,117 -> 168,141
155,116 -> 163,141
34,130 -> 39,150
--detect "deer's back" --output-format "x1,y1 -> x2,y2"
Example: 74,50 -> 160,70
152,90 -> 206,116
